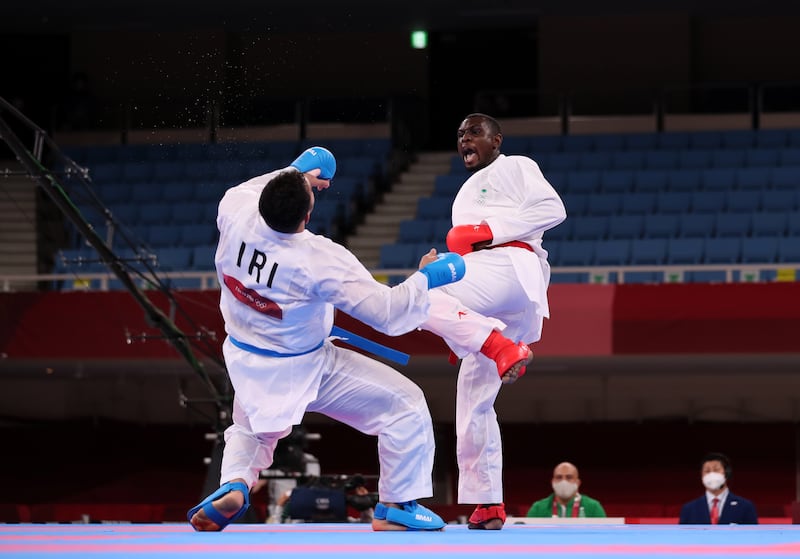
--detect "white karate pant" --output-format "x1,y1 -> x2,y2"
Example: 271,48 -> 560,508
437,249 -> 545,504
220,342 -> 435,504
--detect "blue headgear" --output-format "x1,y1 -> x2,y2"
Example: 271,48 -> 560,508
290,146 -> 337,180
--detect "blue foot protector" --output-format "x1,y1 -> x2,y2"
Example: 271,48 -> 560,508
186,481 -> 250,531
374,500 -> 446,530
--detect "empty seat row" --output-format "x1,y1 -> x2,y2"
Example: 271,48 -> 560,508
438,167 -> 800,198
55,244 -> 218,274
88,155 -> 382,185
560,190 -> 800,216
547,211 -> 800,241
498,128 -> 800,155
66,137 -> 391,166
547,236 -> 800,267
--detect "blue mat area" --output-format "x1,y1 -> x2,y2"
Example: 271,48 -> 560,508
2,523 -> 800,558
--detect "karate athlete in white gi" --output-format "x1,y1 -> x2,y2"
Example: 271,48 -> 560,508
441,114 -> 567,529
188,146 -> 532,532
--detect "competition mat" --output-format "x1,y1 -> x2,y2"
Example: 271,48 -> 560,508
2,522 -> 800,558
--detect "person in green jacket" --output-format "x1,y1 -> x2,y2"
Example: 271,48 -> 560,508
526,462 -> 606,518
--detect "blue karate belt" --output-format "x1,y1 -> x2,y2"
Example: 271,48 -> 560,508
228,327 -> 410,366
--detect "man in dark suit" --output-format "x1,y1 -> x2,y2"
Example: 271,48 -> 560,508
679,452 -> 758,525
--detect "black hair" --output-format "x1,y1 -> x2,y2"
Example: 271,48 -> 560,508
702,452 -> 733,480
258,169 -> 311,233
464,112 -> 502,136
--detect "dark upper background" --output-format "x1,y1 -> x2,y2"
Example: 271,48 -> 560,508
3,0 -> 800,149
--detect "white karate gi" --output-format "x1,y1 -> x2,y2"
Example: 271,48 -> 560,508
437,154 -> 567,504
214,168 -> 504,504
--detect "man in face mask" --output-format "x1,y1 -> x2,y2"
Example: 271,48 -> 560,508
526,462 -> 606,518
679,452 -> 758,524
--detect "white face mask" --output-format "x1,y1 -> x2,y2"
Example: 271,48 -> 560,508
702,472 -> 726,491
552,480 -> 578,499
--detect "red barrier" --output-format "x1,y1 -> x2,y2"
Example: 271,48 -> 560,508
1,282 -> 799,359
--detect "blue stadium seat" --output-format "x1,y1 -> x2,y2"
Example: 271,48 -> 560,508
108,204 -> 139,225
720,130 -> 755,149
735,167 -> 771,190
624,133 -> 658,150
777,236 -> 800,262
643,214 -> 679,238
529,135 -> 562,153
91,162 -> 124,183
339,156 -> 379,179
572,216 -> 608,240
398,219 -> 435,243
621,192 -> 657,215
121,161 -> 153,183
611,151 -> 645,170
630,238 -> 667,265
740,237 -> 779,263
658,132 -> 690,149
558,240 -> 596,266
778,148 -> 800,166
171,201 -> 207,224
191,244 -> 217,270
546,219 -> 573,241
595,239 -> 631,266
714,212 -> 751,238
155,247 -> 193,270
129,182 -> 165,204
656,191 -> 692,214
161,181 -> 197,203
644,150 -> 679,170
701,169 -> 736,191
379,243 -> 418,269
760,190 -> 797,212
501,136 -> 530,155
593,134 -> 625,151
679,213 -> 715,238
600,170 -> 634,193
667,238 -> 703,264
726,190 -> 761,213
678,150 -> 713,169
196,182 -> 230,203
416,197 -> 453,220
431,220 -> 453,242
561,136 -> 594,152
180,223 -> 217,246
560,194 -> 587,216
98,182 -> 132,205
786,211 -> 800,236
586,193 -> 622,216
577,152 -> 612,171
703,238 -> 741,263
690,191 -> 727,213
667,169 -> 702,192
750,211 -> 788,237
545,153 -> 580,172
152,160 -> 186,182
146,224 -> 181,247
138,203 -> 173,225
689,130 -> 723,149
633,170 -> 668,193
754,129 -> 788,148
543,170 -> 565,191
565,171 -> 600,194
771,166 -> 800,190
184,160 -> 216,182
433,175 -> 465,197
744,149 -> 779,167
